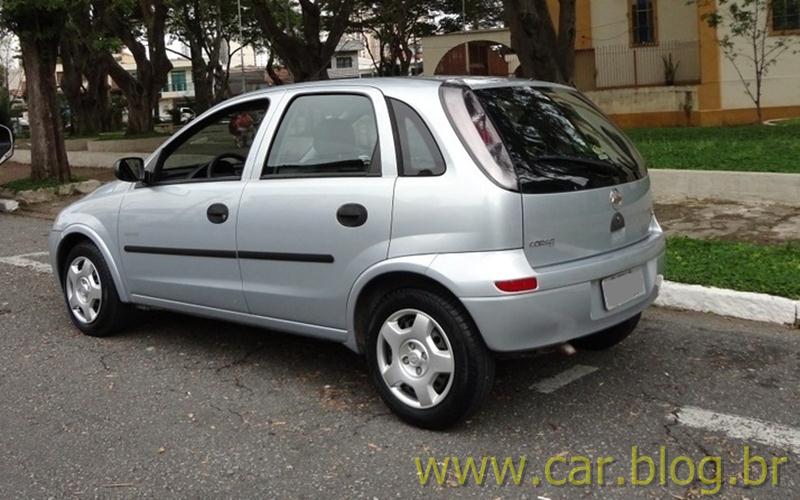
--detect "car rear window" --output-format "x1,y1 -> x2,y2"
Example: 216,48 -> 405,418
474,86 -> 647,194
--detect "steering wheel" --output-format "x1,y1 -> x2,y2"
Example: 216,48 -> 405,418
207,152 -> 247,178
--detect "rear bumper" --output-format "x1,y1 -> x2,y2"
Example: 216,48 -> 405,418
459,231 -> 665,352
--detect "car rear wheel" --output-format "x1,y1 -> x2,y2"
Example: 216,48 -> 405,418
572,313 -> 641,351
62,242 -> 133,337
365,288 -> 494,430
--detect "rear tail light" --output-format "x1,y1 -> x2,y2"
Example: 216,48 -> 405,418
495,277 -> 538,293
441,85 -> 518,191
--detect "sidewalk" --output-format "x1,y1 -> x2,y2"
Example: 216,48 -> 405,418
10,149 -> 151,168
649,168 -> 800,205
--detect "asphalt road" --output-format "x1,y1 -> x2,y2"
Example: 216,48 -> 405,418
1,213 -> 799,499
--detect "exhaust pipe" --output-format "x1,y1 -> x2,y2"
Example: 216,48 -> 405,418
557,342 -> 577,356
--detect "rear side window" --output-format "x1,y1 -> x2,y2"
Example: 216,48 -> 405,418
263,94 -> 379,177
474,86 -> 647,194
388,98 -> 445,176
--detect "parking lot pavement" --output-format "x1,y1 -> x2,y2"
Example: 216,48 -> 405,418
1,212 -> 799,498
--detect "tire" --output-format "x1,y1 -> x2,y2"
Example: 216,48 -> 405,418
572,313 -> 641,351
365,288 -> 495,430
62,242 -> 133,337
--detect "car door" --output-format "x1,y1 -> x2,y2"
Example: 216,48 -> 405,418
118,95 -> 278,312
237,88 -> 397,331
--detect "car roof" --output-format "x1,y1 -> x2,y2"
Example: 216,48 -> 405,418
233,76 -> 573,100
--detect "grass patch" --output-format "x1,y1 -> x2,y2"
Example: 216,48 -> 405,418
666,236 -> 800,299
95,131 -> 170,141
2,176 -> 86,192
626,122 -> 800,173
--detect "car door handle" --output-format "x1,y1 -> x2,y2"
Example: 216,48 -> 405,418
207,203 -> 229,224
336,203 -> 368,227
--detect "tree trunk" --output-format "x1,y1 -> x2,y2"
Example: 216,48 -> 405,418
20,36 -> 70,182
502,0 -> 575,84
251,0 -> 353,83
60,39 -> 112,136
125,89 -> 155,135
187,41 -> 213,113
557,0 -> 577,83
99,0 -> 172,135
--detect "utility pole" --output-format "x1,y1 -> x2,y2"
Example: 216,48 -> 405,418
237,0 -> 246,94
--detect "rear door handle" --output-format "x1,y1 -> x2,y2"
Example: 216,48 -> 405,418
207,203 -> 229,224
336,203 -> 368,227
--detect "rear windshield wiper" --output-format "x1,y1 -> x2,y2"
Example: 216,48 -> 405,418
534,155 -> 639,177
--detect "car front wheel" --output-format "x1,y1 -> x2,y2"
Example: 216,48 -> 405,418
365,288 -> 494,430
62,242 -> 133,337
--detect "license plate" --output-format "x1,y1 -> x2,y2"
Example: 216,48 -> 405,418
601,267 -> 646,311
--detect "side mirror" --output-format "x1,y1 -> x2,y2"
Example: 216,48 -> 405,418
113,157 -> 145,183
0,125 -> 15,165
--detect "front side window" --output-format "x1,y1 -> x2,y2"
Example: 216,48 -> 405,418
155,100 -> 268,183
388,98 -> 445,176
631,0 -> 657,46
263,94 -> 379,177
773,0 -> 800,31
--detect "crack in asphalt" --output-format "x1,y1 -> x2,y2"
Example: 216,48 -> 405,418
214,344 -> 268,375
209,402 -> 246,424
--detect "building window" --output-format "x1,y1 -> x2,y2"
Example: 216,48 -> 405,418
336,56 -> 353,69
630,0 -> 657,46
170,70 -> 187,92
773,0 -> 800,31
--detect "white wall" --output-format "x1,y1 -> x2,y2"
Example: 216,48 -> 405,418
585,85 -> 697,114
716,2 -> 800,109
590,0 -> 699,88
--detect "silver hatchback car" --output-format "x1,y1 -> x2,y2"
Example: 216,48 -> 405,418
49,77 -> 665,429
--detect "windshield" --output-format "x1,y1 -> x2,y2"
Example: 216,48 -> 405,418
474,86 -> 647,194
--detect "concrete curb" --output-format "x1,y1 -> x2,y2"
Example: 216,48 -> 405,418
649,169 -> 800,205
656,280 -> 799,326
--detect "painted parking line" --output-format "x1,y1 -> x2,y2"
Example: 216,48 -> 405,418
530,364 -> 599,393
675,406 -> 800,455
0,252 -> 52,274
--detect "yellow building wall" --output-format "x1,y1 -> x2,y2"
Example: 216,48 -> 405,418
545,0 -> 593,49
590,0 -> 697,47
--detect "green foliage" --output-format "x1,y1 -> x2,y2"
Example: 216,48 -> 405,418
666,236 -> 800,299
0,0 -> 68,43
436,0 -> 504,32
661,53 -> 679,86
95,130 -> 169,141
626,123 -> 800,173
0,88 -> 11,128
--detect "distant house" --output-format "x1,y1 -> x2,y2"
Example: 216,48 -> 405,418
327,38 -> 379,79
422,0 -> 800,127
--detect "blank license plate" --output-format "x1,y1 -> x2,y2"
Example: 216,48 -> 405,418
601,267 -> 646,310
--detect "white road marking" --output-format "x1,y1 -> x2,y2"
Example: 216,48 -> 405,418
675,406 -> 800,455
530,364 -> 599,393
0,252 -> 52,274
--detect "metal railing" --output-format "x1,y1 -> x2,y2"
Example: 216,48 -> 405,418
162,81 -> 195,93
576,40 -> 700,90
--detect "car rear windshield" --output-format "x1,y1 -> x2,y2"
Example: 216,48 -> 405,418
474,86 -> 647,194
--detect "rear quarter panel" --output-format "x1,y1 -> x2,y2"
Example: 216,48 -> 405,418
382,85 -> 523,256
